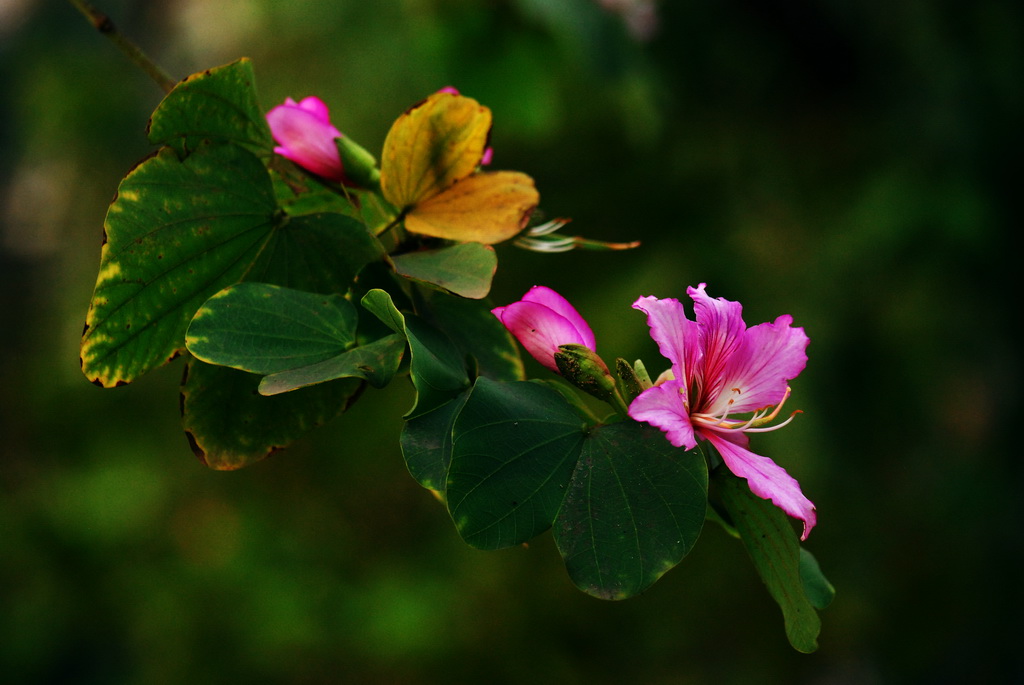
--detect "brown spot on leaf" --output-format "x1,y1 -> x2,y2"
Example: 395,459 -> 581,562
185,430 -> 208,465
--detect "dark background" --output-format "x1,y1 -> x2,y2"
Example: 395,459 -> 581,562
1,0 -> 1018,682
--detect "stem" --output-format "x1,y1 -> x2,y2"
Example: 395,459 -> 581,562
608,387 -> 632,418
69,0 -> 177,94
376,214 -> 405,238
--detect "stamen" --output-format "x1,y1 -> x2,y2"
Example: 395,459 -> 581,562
525,218 -> 571,236
690,386 -> 799,433
746,386 -> 792,428
743,410 -> 802,433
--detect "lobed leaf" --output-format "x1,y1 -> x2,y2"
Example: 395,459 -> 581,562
147,58 -> 274,156
379,91 -> 491,208
259,333 -> 407,395
554,423 -> 707,600
80,143 -> 278,387
416,290 -> 525,383
390,242 -> 497,299
403,171 -> 538,245
180,359 -> 362,470
799,548 -> 836,610
716,469 -> 823,653
186,283 -> 359,375
447,378 -> 588,550
361,289 -> 469,417
245,212 -> 385,294
400,390 -> 471,492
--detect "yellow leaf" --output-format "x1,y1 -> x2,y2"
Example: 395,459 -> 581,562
380,92 -> 492,209
403,171 -> 539,244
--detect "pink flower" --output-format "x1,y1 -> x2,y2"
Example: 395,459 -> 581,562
628,284 -> 816,539
492,286 -> 596,373
266,96 -> 346,183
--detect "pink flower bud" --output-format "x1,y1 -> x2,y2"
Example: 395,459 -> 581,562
266,96 -> 346,183
492,286 -> 596,372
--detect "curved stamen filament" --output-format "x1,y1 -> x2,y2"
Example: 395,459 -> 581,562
743,410 -> 802,432
692,386 -> 797,433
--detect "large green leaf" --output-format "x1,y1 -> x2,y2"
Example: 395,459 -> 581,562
361,289 -> 469,417
390,242 -> 497,299
80,142 -> 278,387
716,469 -> 823,653
417,290 -> 524,382
554,423 -> 707,600
258,333 -> 407,395
147,58 -> 274,155
180,359 -> 362,470
799,548 -> 836,610
400,390 -> 471,492
186,283 -> 358,375
447,378 -> 588,550
245,213 -> 385,295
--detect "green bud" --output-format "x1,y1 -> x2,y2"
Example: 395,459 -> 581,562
555,344 -> 615,402
632,358 -> 653,389
336,136 -> 381,190
615,357 -> 648,403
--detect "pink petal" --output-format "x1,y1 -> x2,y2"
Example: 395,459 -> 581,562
702,429 -> 816,540
718,314 -> 809,414
687,284 -> 748,403
628,380 -> 697,450
520,286 -> 596,350
266,101 -> 345,182
437,86 -> 460,95
632,296 -> 699,380
688,283 -> 808,416
493,300 -> 591,372
294,96 -> 332,124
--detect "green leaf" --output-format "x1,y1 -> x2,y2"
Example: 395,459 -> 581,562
400,390 -> 471,492
259,333 -> 406,395
447,378 -> 588,550
799,548 -> 836,610
186,283 -> 358,375
390,242 -> 497,299
80,143 -> 278,387
716,469 -> 823,653
416,290 -> 525,382
245,213 -> 385,294
181,359 -> 362,470
361,289 -> 469,417
553,423 -> 708,600
361,288 -> 406,333
147,58 -> 274,155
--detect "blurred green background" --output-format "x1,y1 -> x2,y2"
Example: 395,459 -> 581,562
1,0 -> 1018,682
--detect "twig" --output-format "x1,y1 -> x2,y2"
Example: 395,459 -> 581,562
68,0 -> 177,94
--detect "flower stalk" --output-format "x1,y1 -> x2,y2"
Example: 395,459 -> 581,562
68,0 -> 177,94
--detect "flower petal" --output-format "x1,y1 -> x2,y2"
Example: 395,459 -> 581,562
687,284 -> 747,405
702,429 -> 816,540
721,314 -> 809,414
493,300 -> 591,372
628,379 -> 698,450
632,295 -> 699,380
521,286 -> 596,350
266,100 -> 345,182
294,96 -> 332,124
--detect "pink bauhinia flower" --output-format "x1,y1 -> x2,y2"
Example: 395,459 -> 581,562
628,284 -> 816,539
266,96 -> 346,183
492,286 -> 596,373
